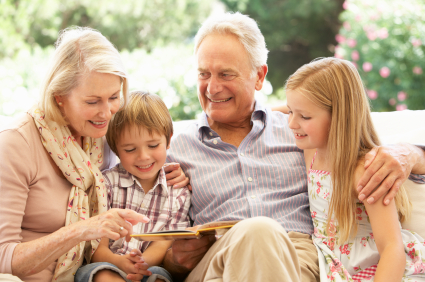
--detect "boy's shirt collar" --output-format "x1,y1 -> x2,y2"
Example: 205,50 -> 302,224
117,163 -> 169,196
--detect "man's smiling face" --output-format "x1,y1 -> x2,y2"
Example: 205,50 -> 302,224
196,33 -> 262,125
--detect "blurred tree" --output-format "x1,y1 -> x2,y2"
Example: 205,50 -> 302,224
335,0 -> 425,111
0,0 -> 210,58
221,0 -> 344,94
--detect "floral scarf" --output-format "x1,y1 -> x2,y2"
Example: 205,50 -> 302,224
29,106 -> 107,281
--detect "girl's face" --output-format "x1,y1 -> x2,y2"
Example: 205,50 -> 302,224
56,72 -> 122,144
286,90 -> 332,151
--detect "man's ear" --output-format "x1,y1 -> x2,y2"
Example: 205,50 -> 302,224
255,65 -> 268,91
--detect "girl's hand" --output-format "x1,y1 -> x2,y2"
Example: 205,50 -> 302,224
164,162 -> 192,190
73,209 -> 150,242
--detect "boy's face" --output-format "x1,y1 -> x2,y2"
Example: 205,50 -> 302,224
116,125 -> 169,190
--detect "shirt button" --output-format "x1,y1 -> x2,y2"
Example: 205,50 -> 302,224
251,195 -> 256,199
209,132 -> 213,136
240,153 -> 244,156
248,177 -> 253,182
213,140 -> 218,144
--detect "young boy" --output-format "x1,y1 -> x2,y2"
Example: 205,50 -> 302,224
75,91 -> 191,282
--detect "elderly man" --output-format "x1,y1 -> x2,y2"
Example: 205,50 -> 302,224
164,12 -> 425,282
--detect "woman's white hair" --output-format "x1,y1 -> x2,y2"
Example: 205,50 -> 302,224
39,26 -> 128,125
194,12 -> 269,76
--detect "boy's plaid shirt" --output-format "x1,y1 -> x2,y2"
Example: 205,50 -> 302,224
103,163 -> 191,254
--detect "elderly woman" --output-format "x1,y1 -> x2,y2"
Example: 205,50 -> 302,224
0,27 -> 186,282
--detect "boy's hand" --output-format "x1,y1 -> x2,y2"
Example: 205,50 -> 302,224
116,249 -> 151,281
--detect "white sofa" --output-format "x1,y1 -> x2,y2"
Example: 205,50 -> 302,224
173,110 -> 425,238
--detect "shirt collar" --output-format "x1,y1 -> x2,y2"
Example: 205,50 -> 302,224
117,164 -> 169,196
197,100 -> 268,133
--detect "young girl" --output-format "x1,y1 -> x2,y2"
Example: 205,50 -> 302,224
285,57 -> 425,281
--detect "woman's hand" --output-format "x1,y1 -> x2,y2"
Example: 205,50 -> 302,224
73,209 -> 150,242
164,163 -> 191,190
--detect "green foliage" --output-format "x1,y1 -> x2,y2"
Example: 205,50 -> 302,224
222,0 -> 344,92
336,0 -> 425,111
0,0 -> 210,57
0,0 -> 210,120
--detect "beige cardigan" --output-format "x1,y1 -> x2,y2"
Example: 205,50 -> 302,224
0,113 -> 115,281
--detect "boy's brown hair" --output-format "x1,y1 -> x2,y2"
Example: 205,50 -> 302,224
106,90 -> 173,156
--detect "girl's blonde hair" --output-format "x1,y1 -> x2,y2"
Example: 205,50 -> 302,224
285,57 -> 411,244
39,26 -> 128,125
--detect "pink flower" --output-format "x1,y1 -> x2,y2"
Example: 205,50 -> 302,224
355,14 -> 362,22
412,39 -> 422,47
343,1 -> 349,9
379,66 -> 391,78
363,62 -> 373,72
336,34 -> 346,43
311,211 -> 317,218
408,242 -> 415,248
367,31 -> 377,41
351,50 -> 359,61
389,98 -> 396,106
369,233 -> 374,239
377,28 -> 388,39
370,13 -> 379,21
356,207 -> 362,214
413,66 -> 423,75
367,90 -> 378,100
396,104 -> 408,111
413,260 -> 425,274
397,91 -> 407,101
343,21 -> 351,31
347,38 -> 357,48
408,248 -> 416,259
335,53 -> 344,59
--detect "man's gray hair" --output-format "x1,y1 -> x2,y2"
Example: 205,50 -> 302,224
194,12 -> 269,76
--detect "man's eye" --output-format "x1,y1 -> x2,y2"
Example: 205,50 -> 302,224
222,74 -> 234,80
198,73 -> 210,79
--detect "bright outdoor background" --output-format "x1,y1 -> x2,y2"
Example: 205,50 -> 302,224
0,0 -> 424,125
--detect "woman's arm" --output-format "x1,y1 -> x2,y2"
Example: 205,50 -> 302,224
11,209 -> 149,277
355,165 -> 405,282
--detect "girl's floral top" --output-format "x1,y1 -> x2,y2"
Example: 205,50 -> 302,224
308,164 -> 425,282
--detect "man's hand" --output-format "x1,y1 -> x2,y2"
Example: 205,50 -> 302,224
163,235 -> 216,279
164,163 -> 192,190
357,144 -> 423,205
116,249 -> 151,282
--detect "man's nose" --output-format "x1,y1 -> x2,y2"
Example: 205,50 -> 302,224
207,75 -> 223,95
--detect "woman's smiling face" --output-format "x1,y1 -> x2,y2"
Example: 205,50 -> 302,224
56,72 -> 122,144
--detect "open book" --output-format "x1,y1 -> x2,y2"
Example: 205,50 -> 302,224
131,220 -> 240,241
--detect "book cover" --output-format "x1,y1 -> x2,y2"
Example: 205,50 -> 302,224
131,220 -> 240,241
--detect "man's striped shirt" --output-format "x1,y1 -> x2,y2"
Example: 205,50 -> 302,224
167,102 -> 314,234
